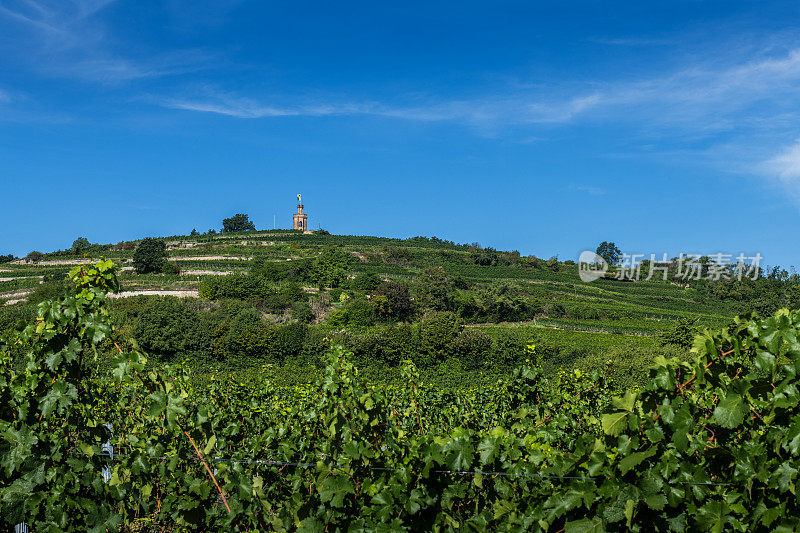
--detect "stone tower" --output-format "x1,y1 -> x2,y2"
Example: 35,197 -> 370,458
293,194 -> 308,231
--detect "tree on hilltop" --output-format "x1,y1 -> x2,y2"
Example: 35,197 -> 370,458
222,213 -> 256,233
133,238 -> 167,274
71,237 -> 90,255
596,241 -> 621,265
25,251 -> 44,264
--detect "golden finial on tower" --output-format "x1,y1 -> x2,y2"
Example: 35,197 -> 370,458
297,194 -> 301,203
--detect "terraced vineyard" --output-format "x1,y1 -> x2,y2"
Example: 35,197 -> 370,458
0,230 -> 767,388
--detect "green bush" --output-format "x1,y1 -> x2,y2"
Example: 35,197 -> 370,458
199,274 -> 266,301
271,322 -> 308,360
292,301 -> 314,323
344,324 -> 416,367
71,237 -> 91,255
415,268 -> 455,311
312,246 -> 353,288
348,272 -> 381,291
490,328 -> 528,367
215,308 -> 276,364
251,257 -> 314,283
131,297 -> 211,361
451,329 -> 493,369
660,317 -> 700,348
133,238 -> 167,274
162,261 -> 181,275
25,251 -> 43,263
419,311 -> 462,365
373,281 -> 415,322
26,279 -> 69,305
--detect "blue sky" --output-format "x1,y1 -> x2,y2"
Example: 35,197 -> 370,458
2,1 -> 800,267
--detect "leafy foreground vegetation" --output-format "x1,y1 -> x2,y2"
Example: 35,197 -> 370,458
3,262 -> 800,531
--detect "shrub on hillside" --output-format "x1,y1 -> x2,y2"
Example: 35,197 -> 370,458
252,257 -> 315,283
373,281 -> 415,322
292,301 -> 314,323
660,317 -> 700,348
490,328 -> 529,367
71,237 -> 91,255
345,324 -> 416,367
311,246 -> 352,289
26,279 -> 69,305
451,329 -> 493,369
199,274 -> 266,301
328,298 -> 375,328
131,296 -> 211,361
222,213 -> 256,232
382,245 -> 412,264
215,308 -> 275,363
133,238 -> 167,274
419,311 -> 462,365
347,272 -> 381,292
25,251 -> 44,264
544,302 -> 566,317
271,322 -> 308,360
415,268 -> 455,311
161,261 -> 181,275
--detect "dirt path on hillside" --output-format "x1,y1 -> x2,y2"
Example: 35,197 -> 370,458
170,256 -> 252,261
107,290 -> 199,299
180,269 -> 234,276
10,259 -> 99,266
464,320 -> 658,337
1,289 -> 34,305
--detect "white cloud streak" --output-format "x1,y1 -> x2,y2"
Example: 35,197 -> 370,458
765,139 -> 800,196
160,47 -> 800,132
0,0 -> 211,83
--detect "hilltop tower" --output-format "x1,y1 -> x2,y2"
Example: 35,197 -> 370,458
293,194 -> 308,231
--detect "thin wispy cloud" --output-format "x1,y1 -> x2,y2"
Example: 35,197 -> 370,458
0,0 -> 212,83
589,37 -> 673,46
764,139 -> 800,197
570,184 -> 606,196
158,46 -> 800,132
160,90 -> 375,118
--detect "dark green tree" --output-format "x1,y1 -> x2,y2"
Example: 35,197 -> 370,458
373,281 -> 415,321
595,241 -> 621,265
415,267 -> 454,311
133,238 -> 167,274
660,317 -> 700,348
71,237 -> 90,255
25,251 -> 43,263
222,213 -> 256,232
419,311 -> 462,364
312,246 -> 352,289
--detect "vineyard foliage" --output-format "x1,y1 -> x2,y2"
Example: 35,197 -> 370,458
2,261 -> 800,530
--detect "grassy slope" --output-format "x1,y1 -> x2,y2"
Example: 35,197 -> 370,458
1,231 -> 736,349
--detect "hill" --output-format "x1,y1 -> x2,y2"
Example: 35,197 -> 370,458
0,230 -> 792,387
